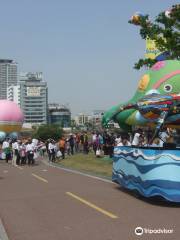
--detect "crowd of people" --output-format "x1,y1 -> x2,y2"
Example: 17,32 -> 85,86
130,127 -> 177,148
0,127 -> 177,165
47,131 -> 116,161
0,131 -> 118,164
0,138 -> 43,165
47,127 -> 177,161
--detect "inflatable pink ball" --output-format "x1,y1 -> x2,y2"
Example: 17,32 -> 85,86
0,100 -> 24,133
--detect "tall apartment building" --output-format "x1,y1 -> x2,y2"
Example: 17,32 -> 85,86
20,72 -> 48,125
0,59 -> 17,99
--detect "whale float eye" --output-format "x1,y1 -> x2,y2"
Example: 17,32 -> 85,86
164,84 -> 172,92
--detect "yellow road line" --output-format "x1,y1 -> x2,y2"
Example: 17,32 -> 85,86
66,192 -> 118,219
32,173 -> 48,183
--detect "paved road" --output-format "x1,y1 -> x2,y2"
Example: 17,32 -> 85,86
0,159 -> 179,240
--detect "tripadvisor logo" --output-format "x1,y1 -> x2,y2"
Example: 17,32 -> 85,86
135,226 -> 174,236
135,227 -> 143,236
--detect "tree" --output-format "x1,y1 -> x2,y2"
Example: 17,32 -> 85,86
129,4 -> 180,69
33,124 -> 63,141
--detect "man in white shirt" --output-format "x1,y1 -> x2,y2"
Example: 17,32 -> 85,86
2,139 -> 9,149
48,140 -> 56,162
92,133 -> 97,143
26,139 -> 35,165
132,129 -> 143,146
12,140 -> 20,165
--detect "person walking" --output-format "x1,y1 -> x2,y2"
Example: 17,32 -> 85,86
12,139 -> 17,165
19,142 -> 27,165
74,133 -> 80,153
59,137 -> 66,159
83,133 -> 89,154
14,140 -> 20,165
68,134 -> 74,155
26,139 -> 35,165
66,139 -> 71,156
48,140 -> 56,162
2,138 -> 11,163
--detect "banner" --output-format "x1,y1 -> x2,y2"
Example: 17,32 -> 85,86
27,87 -> 41,97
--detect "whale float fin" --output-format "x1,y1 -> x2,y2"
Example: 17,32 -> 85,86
102,103 -> 137,127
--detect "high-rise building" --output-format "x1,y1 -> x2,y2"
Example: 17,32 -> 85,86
0,59 -> 17,99
20,72 -> 48,125
7,85 -> 21,105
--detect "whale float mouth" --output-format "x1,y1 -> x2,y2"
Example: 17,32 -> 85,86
152,70 -> 180,89
145,89 -> 160,95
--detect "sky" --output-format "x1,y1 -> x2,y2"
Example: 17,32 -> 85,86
0,0 -> 178,115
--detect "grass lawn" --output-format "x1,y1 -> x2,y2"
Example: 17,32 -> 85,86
55,152 -> 113,179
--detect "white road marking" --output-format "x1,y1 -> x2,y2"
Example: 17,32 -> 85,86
0,218 -> 9,240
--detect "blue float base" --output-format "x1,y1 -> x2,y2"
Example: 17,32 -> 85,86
113,146 -> 180,202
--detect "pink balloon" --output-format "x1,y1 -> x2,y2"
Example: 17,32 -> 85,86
0,100 -> 24,122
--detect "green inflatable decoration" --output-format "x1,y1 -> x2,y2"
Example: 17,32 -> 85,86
102,60 -> 180,131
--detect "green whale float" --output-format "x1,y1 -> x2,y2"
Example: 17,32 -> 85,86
102,60 -> 180,131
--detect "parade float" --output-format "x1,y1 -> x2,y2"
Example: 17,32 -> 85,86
0,100 -> 24,141
102,60 -> 180,202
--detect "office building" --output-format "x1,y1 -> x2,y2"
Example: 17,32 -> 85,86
48,103 -> 71,127
0,59 -> 17,99
20,72 -> 48,125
